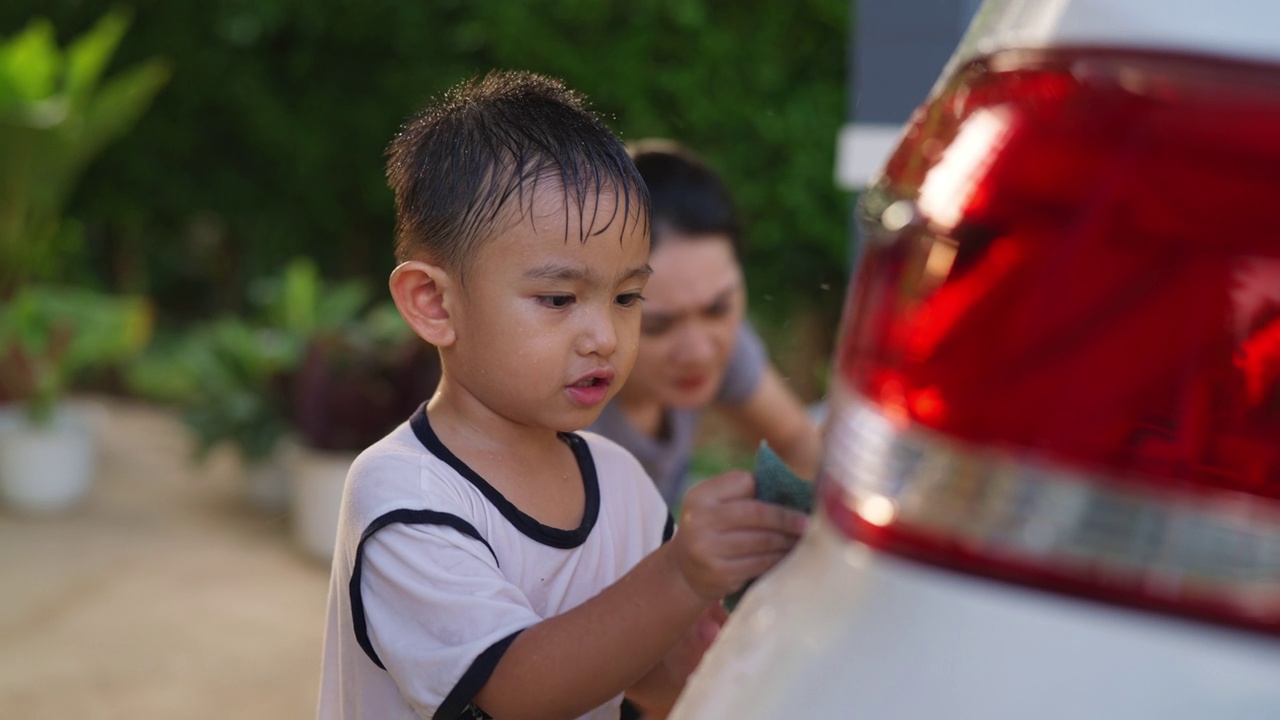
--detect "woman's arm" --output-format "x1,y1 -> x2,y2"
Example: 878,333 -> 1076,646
722,365 -> 823,479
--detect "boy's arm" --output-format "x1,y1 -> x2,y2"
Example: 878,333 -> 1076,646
471,471 -> 804,720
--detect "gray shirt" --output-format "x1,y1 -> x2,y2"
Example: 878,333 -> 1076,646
589,321 -> 768,506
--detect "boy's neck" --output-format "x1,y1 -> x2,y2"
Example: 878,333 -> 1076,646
426,380 -> 564,459
427,381 -> 587,531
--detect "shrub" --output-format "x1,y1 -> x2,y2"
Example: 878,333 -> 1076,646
0,0 -> 850,327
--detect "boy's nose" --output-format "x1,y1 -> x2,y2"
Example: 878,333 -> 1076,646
578,310 -> 618,357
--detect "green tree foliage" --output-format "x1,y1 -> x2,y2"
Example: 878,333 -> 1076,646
0,10 -> 169,295
0,1 -> 850,324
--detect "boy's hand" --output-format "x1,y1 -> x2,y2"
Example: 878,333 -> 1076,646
663,602 -> 728,682
668,470 -> 807,602
627,603 -> 729,718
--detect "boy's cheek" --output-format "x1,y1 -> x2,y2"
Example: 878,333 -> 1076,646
614,329 -> 642,375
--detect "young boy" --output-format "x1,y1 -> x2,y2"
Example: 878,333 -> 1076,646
318,70 -> 807,720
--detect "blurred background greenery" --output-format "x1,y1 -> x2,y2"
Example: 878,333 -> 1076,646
1,0 -> 851,440
1,0 -> 850,322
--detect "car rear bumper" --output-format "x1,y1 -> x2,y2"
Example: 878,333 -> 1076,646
671,515 -> 1280,719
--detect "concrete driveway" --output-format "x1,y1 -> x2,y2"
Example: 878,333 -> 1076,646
0,398 -> 329,719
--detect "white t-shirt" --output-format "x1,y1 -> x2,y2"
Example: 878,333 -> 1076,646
319,404 -> 672,720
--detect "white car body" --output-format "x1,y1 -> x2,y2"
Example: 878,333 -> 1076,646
674,505 -> 1280,718
670,1 -> 1280,717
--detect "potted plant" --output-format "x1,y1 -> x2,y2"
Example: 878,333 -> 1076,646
0,12 -> 168,514
125,257 -> 365,514
128,317 -> 299,512
129,256 -> 439,554
0,285 -> 151,514
270,261 -> 440,562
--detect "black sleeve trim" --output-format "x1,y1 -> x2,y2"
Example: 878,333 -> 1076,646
662,513 -> 676,543
435,629 -> 525,720
350,509 -> 499,670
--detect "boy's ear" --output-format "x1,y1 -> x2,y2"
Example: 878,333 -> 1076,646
389,261 -> 457,348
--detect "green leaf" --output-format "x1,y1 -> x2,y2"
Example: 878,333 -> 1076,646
315,281 -> 371,332
280,257 -> 320,334
0,18 -> 60,104
0,10 -> 169,292
63,10 -> 130,101
76,58 -> 171,166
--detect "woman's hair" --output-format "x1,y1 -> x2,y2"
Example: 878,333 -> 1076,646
627,139 -> 744,261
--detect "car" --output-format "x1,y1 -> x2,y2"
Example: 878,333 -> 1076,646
669,0 -> 1280,717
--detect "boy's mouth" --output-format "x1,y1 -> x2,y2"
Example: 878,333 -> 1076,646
566,369 -> 615,406
569,368 -> 614,388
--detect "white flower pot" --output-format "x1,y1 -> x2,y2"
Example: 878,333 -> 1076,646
288,443 -> 354,564
243,453 -> 290,514
0,404 -> 97,516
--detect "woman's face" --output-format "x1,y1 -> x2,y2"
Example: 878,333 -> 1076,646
622,232 -> 746,410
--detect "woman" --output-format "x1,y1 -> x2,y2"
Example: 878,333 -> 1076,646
590,139 -> 823,507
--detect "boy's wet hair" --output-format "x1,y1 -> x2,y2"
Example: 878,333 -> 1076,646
627,139 -> 744,262
386,70 -> 649,277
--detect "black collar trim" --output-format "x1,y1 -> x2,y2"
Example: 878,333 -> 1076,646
409,403 -> 600,548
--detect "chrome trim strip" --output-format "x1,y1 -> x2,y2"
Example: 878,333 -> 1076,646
822,381 -> 1280,612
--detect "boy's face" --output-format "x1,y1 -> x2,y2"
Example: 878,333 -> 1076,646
444,185 -> 650,432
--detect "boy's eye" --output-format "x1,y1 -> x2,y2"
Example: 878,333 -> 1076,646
616,292 -> 646,308
539,295 -> 575,308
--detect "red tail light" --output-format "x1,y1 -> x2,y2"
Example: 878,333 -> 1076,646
824,48 -> 1280,635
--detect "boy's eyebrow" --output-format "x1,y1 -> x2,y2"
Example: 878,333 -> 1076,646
524,262 -> 653,283
622,264 -> 654,283
525,263 -> 588,282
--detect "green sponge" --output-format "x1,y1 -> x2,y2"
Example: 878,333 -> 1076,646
752,442 -> 815,514
723,443 -> 814,611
